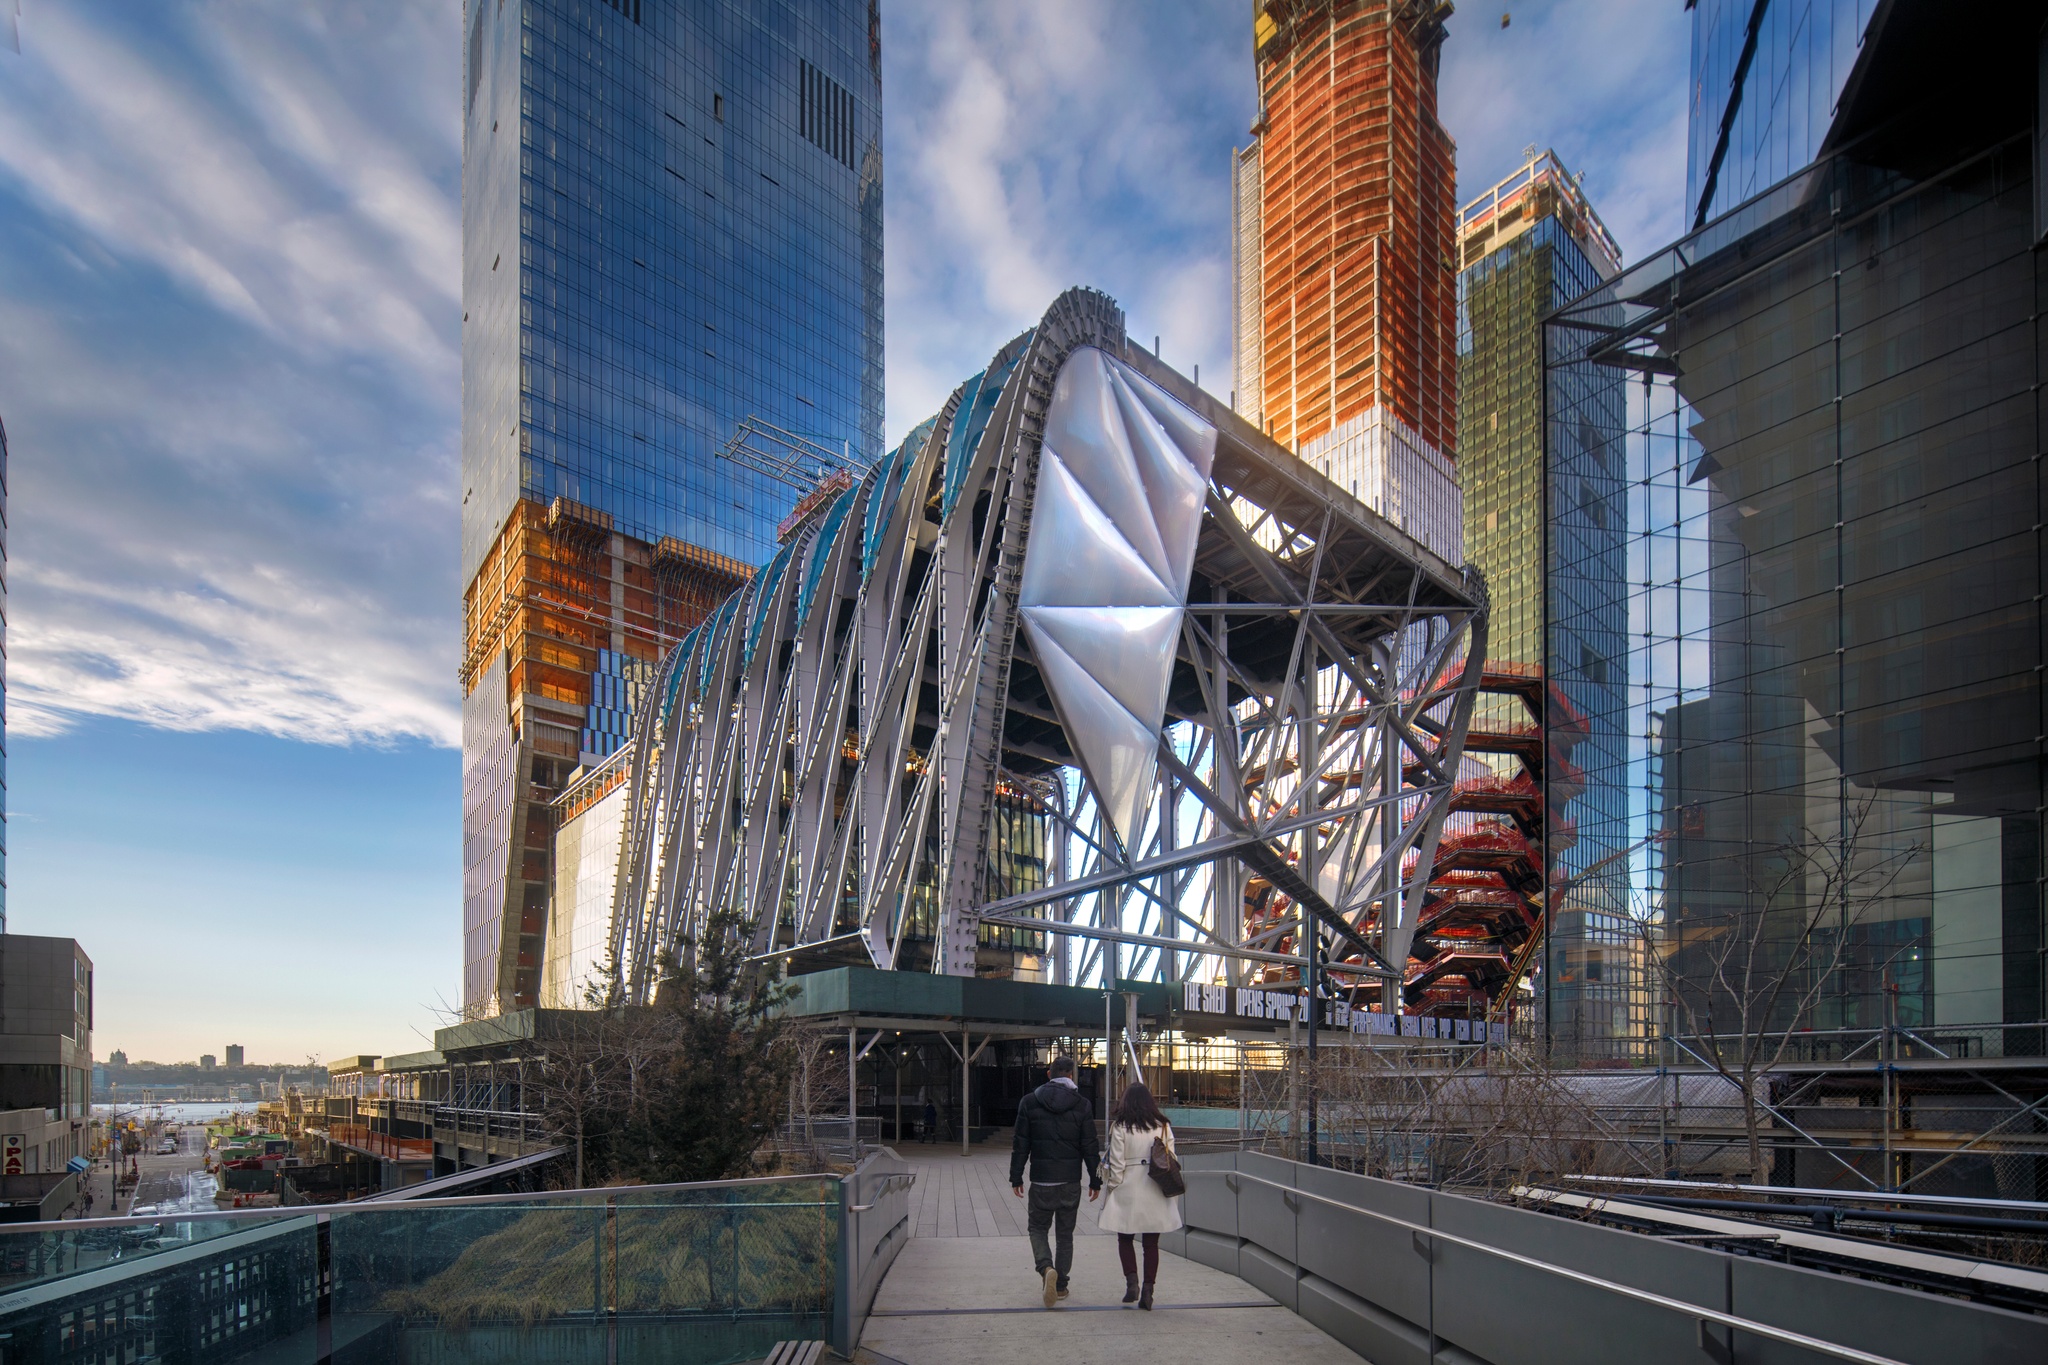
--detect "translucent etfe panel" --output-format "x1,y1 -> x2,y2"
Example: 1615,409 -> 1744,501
1023,617 -> 1161,847
700,595 -> 738,690
863,418 -> 932,583
1040,347 -> 1174,586
1018,451 -> 1177,610
662,626 -> 701,723
542,780 -> 628,1008
796,487 -> 855,626
1109,365 -> 1216,588
1022,606 -> 1179,728
743,544 -> 794,666
1018,345 -> 1218,847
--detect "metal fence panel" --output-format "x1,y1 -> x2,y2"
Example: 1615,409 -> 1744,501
1728,1255 -> 2048,1365
1235,1153 -> 1299,1268
1294,1163 -> 1433,1324
1237,1240 -> 1299,1312
830,1152 -> 912,1356
1179,1153 -> 1240,1242
1427,1195 -> 1725,1365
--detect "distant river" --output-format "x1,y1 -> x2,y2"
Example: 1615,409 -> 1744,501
95,1101 -> 260,1126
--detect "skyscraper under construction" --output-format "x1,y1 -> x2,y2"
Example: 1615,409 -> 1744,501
1232,0 -> 1459,561
459,0 -> 883,1017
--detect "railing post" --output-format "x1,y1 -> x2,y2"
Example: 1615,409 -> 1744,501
607,1195 -> 619,1365
314,1210 -> 332,1365
831,1169 -> 857,1356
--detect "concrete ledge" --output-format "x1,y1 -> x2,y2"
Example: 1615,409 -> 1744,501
1237,1241 -> 1299,1312
1182,1228 -> 1238,1276
1298,1270 -> 1430,1365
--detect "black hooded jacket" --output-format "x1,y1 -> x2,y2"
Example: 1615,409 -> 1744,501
1009,1079 -> 1102,1188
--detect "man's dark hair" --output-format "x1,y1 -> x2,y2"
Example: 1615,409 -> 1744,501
1047,1055 -> 1076,1078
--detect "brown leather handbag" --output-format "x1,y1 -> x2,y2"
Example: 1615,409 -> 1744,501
1147,1129 -> 1186,1197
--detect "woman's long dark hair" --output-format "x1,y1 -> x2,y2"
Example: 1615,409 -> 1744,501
1110,1082 -> 1166,1131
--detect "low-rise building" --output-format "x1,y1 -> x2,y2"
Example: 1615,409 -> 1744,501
0,935 -> 93,1221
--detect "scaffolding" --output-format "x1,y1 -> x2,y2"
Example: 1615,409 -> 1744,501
1247,0 -> 1457,459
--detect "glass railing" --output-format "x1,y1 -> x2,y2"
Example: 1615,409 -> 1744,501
0,1176 -> 841,1365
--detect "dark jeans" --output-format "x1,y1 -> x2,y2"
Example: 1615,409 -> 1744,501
1026,1181 -> 1082,1286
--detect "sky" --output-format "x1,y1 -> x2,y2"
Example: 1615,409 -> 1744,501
0,1 -> 1691,1066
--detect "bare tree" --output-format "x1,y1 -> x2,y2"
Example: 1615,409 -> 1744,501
1270,1041 -> 1660,1193
1630,797 -> 1921,1181
776,1024 -> 853,1167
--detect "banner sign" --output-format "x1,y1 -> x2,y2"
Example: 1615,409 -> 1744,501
2,1133 -> 23,1175
1181,982 -> 1506,1046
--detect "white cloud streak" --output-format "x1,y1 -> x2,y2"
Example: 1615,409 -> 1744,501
0,2 -> 1691,752
882,0 -> 1255,444
0,2 -> 462,746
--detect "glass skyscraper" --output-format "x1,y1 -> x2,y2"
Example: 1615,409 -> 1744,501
460,0 -> 882,1016
1231,1 -> 1462,563
1546,1 -> 2045,1084
1448,152 -> 1635,1047
1685,0 -> 1879,229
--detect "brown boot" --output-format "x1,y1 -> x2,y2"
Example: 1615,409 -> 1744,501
1139,1281 -> 1155,1311
1122,1274 -> 1140,1304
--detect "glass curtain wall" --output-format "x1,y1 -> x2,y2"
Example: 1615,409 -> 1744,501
464,0 -> 884,580
1687,0 -> 1878,229
1458,201 -> 1633,1054
1546,132 -> 2046,1059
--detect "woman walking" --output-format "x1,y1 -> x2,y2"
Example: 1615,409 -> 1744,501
1097,1082 -> 1182,1309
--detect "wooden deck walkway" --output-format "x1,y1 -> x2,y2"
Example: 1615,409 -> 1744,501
897,1135 -> 1112,1239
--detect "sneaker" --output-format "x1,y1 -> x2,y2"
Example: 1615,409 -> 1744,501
1042,1266 -> 1059,1309
1056,1286 -> 1070,1301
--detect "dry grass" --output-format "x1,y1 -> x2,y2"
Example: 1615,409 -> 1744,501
366,1188 -> 837,1330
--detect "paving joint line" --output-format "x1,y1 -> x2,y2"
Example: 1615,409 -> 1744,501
869,1302 -> 1280,1316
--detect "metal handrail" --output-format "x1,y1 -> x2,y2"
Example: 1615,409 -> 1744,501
1191,1169 -> 1909,1365
845,1172 -> 916,1213
1556,1173 -> 2048,1215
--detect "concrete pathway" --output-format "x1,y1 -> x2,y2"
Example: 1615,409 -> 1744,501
859,1236 -> 1359,1365
860,1140 -> 1360,1365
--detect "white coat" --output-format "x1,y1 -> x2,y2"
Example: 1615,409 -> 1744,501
1096,1121 -> 1184,1235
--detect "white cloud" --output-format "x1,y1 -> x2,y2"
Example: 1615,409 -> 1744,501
1439,2 -> 1692,263
883,2 -> 1692,451
882,0 -> 1254,444
0,2 -> 461,746
0,1 -> 1693,755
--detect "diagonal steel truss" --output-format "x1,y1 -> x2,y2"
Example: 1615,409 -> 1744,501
590,288 -> 1487,1005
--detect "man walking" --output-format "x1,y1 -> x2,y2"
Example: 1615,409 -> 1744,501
1010,1055 -> 1101,1308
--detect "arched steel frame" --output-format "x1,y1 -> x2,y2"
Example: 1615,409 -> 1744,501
594,288 -> 1488,1002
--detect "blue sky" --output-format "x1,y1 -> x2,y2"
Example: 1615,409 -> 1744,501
0,1 -> 1689,1064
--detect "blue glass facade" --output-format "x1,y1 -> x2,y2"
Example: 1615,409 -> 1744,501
1686,0 -> 1879,228
581,647 -> 655,757
1544,3 -> 2047,1093
460,0 -> 882,1016
462,0 -> 883,581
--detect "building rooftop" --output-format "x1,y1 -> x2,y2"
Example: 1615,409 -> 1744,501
1457,148 -> 1622,278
